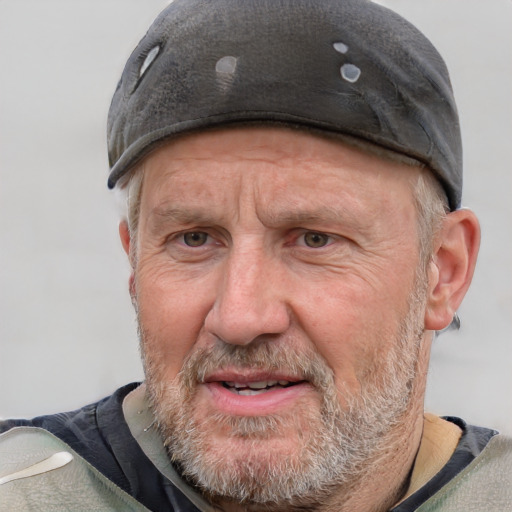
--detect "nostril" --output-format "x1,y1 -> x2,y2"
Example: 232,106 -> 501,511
204,301 -> 291,347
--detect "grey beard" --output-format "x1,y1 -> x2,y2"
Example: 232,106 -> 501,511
139,273 -> 428,510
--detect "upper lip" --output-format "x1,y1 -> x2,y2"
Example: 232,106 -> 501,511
203,368 -> 305,385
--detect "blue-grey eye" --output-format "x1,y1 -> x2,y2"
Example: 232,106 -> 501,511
183,232 -> 208,247
303,232 -> 330,248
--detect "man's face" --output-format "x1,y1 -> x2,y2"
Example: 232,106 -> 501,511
130,127 -> 432,508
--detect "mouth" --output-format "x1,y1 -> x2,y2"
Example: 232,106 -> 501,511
201,371 -> 312,416
222,379 -> 300,396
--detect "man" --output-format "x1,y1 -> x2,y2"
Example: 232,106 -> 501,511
1,0 -> 510,510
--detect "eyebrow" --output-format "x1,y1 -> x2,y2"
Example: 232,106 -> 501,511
145,202 -> 370,236
146,205 -> 219,233
261,204 -> 367,230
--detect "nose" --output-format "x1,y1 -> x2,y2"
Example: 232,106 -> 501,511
204,246 -> 291,345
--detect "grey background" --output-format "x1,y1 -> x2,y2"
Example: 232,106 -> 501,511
1,1 -> 511,433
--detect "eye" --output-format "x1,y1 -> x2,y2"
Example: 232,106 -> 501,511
301,231 -> 332,248
183,231 -> 209,247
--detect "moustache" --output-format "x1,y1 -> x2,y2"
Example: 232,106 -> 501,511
174,339 -> 335,394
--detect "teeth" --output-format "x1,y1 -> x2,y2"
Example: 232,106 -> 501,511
248,380 -> 277,389
223,379 -> 291,393
237,388 -> 267,396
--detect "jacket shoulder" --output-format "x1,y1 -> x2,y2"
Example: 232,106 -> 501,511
0,383 -> 141,493
0,426 -> 150,511
417,433 -> 512,511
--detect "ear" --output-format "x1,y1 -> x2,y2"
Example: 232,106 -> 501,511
119,220 -> 136,298
424,209 -> 480,331
119,220 -> 132,259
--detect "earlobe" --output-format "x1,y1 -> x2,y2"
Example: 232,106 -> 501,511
424,209 -> 480,331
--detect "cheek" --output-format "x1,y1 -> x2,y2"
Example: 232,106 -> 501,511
135,263 -> 216,380
296,278 -> 411,395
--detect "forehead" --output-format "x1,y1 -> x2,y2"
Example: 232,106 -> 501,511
138,126 -> 420,217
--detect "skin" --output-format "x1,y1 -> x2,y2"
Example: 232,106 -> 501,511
120,126 -> 480,511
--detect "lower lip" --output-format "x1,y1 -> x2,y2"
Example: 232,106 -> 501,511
203,381 -> 313,416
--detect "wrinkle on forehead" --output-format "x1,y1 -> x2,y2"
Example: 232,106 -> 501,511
139,126 -> 420,233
